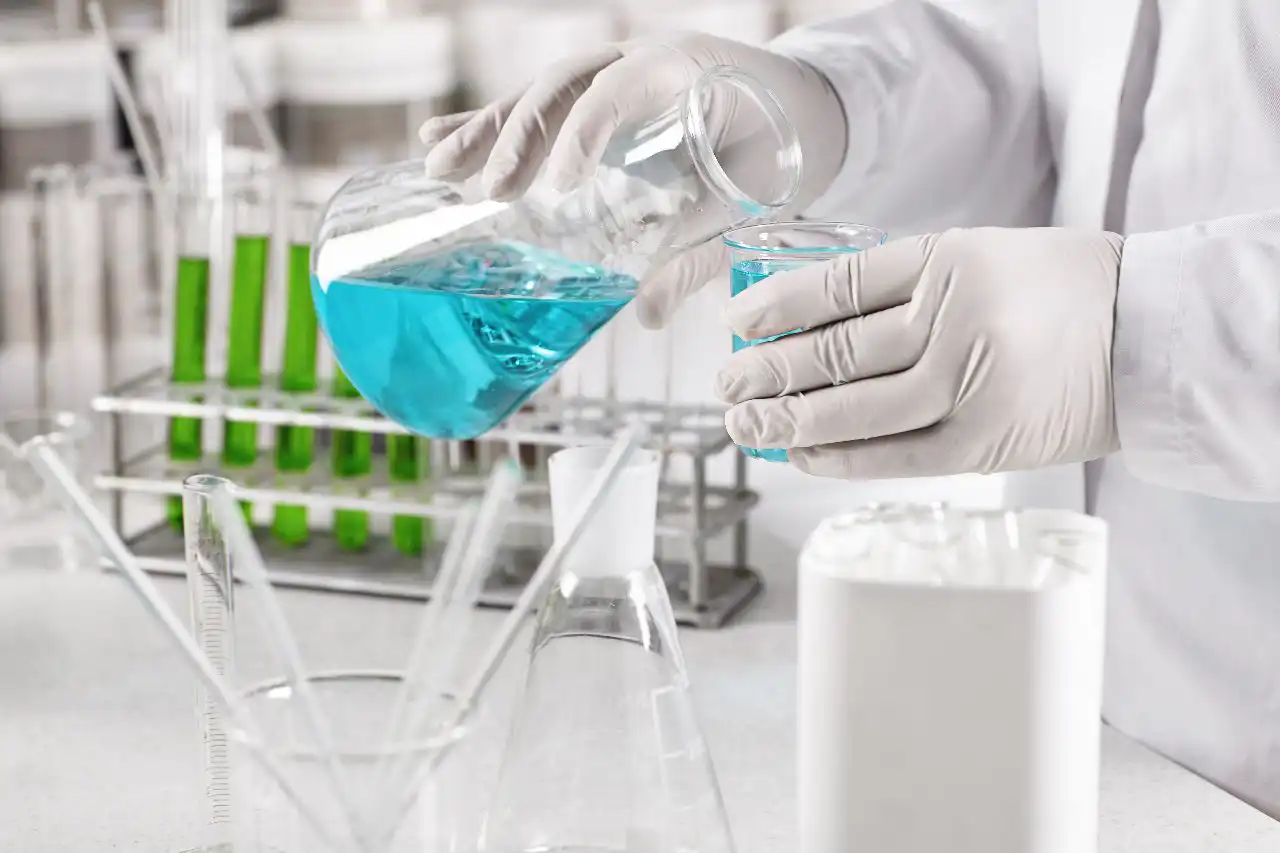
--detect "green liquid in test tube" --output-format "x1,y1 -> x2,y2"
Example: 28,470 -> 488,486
388,434 -> 432,556
272,243 -> 319,547
167,256 -> 212,531
331,368 -> 371,551
222,234 -> 270,522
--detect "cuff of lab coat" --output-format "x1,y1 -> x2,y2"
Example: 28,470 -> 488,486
769,30 -> 879,219
1112,228 -> 1186,485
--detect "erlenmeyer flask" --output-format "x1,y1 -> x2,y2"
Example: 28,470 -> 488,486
310,65 -> 803,440
481,446 -> 736,853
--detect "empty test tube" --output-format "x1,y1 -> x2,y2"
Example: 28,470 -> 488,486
331,367 -> 371,551
166,210 -> 213,531
222,218 -> 270,521
182,474 -> 236,849
272,240 -> 319,547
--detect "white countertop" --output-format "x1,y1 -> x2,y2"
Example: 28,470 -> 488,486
2,571 -> 1278,852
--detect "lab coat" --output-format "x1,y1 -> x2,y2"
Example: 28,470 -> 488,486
773,0 -> 1280,818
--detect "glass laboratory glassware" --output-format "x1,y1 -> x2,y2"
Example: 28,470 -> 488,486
0,411 -> 91,572
182,475 -> 238,853
272,209 -> 322,548
222,192 -> 272,522
166,196 -> 215,531
233,671 -> 471,853
480,445 -> 737,853
388,432 -> 430,556
311,65 -> 804,440
723,221 -> 887,462
331,366 -> 372,551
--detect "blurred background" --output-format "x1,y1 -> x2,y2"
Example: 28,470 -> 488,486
0,0 -> 1012,620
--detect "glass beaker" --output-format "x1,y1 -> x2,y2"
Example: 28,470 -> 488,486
232,671 -> 472,853
723,221 -> 887,462
0,410 -> 92,572
480,445 -> 737,853
311,65 -> 804,440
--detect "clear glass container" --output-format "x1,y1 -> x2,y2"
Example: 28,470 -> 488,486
233,671 -> 472,853
723,221 -> 886,462
480,445 -> 737,853
0,410 -> 92,572
312,65 -> 804,440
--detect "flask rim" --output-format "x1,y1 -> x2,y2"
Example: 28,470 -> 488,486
680,65 -> 804,216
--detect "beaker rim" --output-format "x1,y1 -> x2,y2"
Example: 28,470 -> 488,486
235,669 -> 472,760
0,410 -> 90,450
723,221 -> 888,256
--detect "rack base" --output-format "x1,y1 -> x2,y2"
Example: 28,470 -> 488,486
116,523 -> 764,629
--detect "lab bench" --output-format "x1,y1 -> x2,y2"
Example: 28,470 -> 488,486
2,571 -> 1277,852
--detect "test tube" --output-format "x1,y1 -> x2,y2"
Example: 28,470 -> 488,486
182,474 -> 237,850
389,432 -> 432,556
166,198 -> 214,531
331,367 -> 371,551
272,223 -> 320,547
221,192 -> 271,521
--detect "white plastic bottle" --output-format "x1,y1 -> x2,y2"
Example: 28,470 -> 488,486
797,505 -> 1108,853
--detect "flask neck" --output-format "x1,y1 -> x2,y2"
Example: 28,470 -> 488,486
679,66 -> 804,222
548,446 -> 660,579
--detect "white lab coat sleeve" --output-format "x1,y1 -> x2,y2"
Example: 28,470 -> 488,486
770,0 -> 1052,235
1114,213 -> 1280,501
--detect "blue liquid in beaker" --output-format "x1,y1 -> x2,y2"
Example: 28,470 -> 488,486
313,242 -> 635,438
730,259 -> 801,463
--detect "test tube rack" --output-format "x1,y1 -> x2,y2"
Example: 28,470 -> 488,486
91,371 -> 764,628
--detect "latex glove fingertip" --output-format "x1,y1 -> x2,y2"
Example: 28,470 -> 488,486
724,403 -> 762,446
543,165 -> 590,195
634,292 -> 672,330
422,146 -> 467,179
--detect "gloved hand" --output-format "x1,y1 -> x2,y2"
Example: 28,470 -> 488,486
715,227 -> 1125,479
417,32 -> 846,328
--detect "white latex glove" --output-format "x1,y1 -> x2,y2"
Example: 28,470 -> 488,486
715,228 -> 1125,479
417,32 -> 846,328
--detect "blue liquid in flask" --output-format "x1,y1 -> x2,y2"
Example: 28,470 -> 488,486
313,242 -> 635,438
730,259 -> 803,463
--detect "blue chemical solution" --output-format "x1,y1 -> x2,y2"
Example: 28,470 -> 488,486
730,259 -> 805,463
313,242 -> 635,438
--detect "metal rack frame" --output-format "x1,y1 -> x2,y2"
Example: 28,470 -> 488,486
93,371 -> 765,628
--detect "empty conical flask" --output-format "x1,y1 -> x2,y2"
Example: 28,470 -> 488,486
310,66 -> 803,440
480,446 -> 737,853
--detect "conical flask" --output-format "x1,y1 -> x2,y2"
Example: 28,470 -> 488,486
481,446 -> 737,853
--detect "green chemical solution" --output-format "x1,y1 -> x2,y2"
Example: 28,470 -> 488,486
167,256 -> 211,530
331,368 -> 371,551
222,234 -> 270,520
273,243 -> 320,547
388,434 -> 432,556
